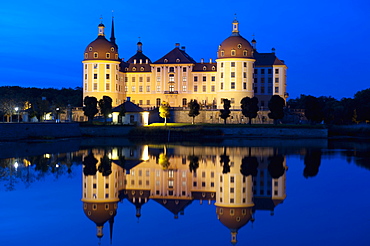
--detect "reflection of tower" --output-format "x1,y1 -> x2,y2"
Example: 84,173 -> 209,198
215,148 -> 254,245
81,154 -> 120,242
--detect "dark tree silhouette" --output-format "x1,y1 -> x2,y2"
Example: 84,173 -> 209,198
98,96 -> 113,123
304,95 -> 324,124
240,96 -> 259,124
188,99 -> 200,124
268,154 -> 285,179
188,155 -> 199,173
240,156 -> 259,177
219,99 -> 231,124
303,149 -> 322,178
99,153 -> 112,176
83,151 -> 98,176
268,95 -> 285,125
220,147 -> 230,174
83,96 -> 99,122
353,88 -> 370,122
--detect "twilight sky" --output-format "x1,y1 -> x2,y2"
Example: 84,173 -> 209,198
0,0 -> 369,100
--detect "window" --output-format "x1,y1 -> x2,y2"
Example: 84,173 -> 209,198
156,98 -> 161,107
275,87 -> 279,93
275,68 -> 279,74
212,66 -> 215,70
268,77 -> 273,83
147,100 -> 150,105
268,69 -> 272,74
194,85 -> 198,92
147,77 -> 150,82
231,50 -> 236,56
84,74 -> 87,80
182,98 -> 187,106
94,52 -> 98,58
132,77 -> 136,82
156,86 -> 161,92
231,82 -> 235,89
194,76 -> 198,82
237,43 -> 242,49
132,86 -> 136,92
169,84 -> 174,92
203,76 -> 206,82
157,67 -> 161,72
124,77 -> 128,82
261,86 -> 265,93
221,72 -> 223,79
169,74 -> 174,82
94,74 -> 97,79
132,67 -> 136,71
211,76 -> 215,81
89,47 -> 92,51
156,77 -> 160,82
106,83 -> 110,90
139,86 -> 143,92
183,67 -> 187,72
139,77 -> 143,82
93,83 -> 97,90
139,100 -> 143,105
183,76 -> 187,82
146,86 -> 150,92
254,87 -> 258,93
268,86 -> 272,93
230,176 -> 234,183
230,188 -> 234,193
169,67 -> 174,72
211,85 -> 215,92
261,69 -> 265,74
275,77 -> 279,83
231,72 -> 235,78
124,85 -> 128,92
231,62 -> 235,67
243,82 -> 247,90
106,74 -> 110,79
106,53 -> 110,59
202,85 -> 206,92
203,66 -> 207,71
254,69 -> 258,74
106,64 -> 110,69
243,72 -> 246,78
220,83 -> 224,90
221,62 -> 224,68
182,85 -> 187,92
111,47 -> 115,52
221,50 -> 224,57
244,62 -> 247,67
261,78 -> 265,83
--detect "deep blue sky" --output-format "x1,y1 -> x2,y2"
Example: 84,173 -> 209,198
0,0 -> 369,99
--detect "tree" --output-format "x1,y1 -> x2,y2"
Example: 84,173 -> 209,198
268,95 -> 285,125
98,96 -> 113,123
303,149 -> 321,178
353,88 -> 370,122
83,96 -> 99,123
99,152 -> 112,176
188,99 -> 200,124
220,147 -> 230,174
219,99 -> 231,124
267,154 -> 285,179
159,101 -> 170,125
304,95 -> 324,124
188,155 -> 199,173
240,96 -> 259,124
83,151 -> 98,176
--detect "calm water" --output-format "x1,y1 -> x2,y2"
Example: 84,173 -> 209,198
0,138 -> 370,246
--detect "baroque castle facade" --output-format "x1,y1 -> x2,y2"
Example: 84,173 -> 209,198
83,18 -> 288,109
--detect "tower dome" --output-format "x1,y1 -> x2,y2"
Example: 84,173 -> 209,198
84,22 -> 119,61
217,19 -> 254,59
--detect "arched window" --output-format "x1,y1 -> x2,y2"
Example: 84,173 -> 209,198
243,50 -> 248,56
182,98 -> 187,106
231,49 -> 236,56
106,53 -> 110,59
94,52 -> 98,58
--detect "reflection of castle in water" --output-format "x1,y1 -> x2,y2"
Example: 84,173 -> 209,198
81,145 -> 287,244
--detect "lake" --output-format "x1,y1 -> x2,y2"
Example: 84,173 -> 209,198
0,138 -> 369,246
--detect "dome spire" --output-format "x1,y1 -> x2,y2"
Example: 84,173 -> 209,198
137,37 -> 143,52
231,14 -> 240,36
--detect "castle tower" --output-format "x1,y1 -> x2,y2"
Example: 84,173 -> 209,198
81,150 -> 120,241
216,19 -> 255,109
82,19 -> 125,106
215,147 -> 255,244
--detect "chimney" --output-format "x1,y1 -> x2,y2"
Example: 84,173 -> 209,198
181,46 -> 186,51
209,58 -> 213,63
175,43 -> 180,48
126,97 -> 131,102
200,58 -> 204,64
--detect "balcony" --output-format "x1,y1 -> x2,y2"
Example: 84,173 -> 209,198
164,91 -> 179,94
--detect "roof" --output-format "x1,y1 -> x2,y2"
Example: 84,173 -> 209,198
192,62 -> 217,72
154,47 -> 196,64
84,36 -> 119,61
254,51 -> 285,66
218,35 -> 254,59
112,101 -> 144,113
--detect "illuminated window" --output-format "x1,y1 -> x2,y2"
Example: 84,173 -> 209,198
139,86 -> 143,92
194,85 -> 198,92
156,86 -> 161,92
147,77 -> 150,82
211,85 -> 215,92
146,86 -> 150,92
275,87 -> 279,93
156,77 -> 160,82
231,50 -> 236,56
132,86 -> 136,92
111,47 -> 115,52
169,74 -> 174,82
231,62 -> 235,67
182,76 -> 187,82
231,72 -> 235,78
203,85 -> 206,92
132,77 -> 136,82
164,59 -> 168,63
182,85 -> 187,92
139,77 -> 143,82
106,83 -> 110,90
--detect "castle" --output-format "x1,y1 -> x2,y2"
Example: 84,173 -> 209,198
82,18 -> 288,110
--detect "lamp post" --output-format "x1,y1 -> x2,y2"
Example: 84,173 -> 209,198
14,107 -> 19,123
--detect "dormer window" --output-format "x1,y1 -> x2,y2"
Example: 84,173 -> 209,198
237,44 -> 242,49
221,50 -> 224,57
115,54 -> 118,59
89,47 -> 93,51
106,53 -> 110,59
231,49 -> 236,56
125,67 -> 128,71
203,66 -> 207,71
132,67 -> 136,71
84,53 -> 88,59
94,52 -> 98,58
140,67 -> 145,71
111,47 -> 115,52
164,59 -> 168,63
176,58 -> 180,63
212,66 -> 216,71
243,50 -> 248,56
